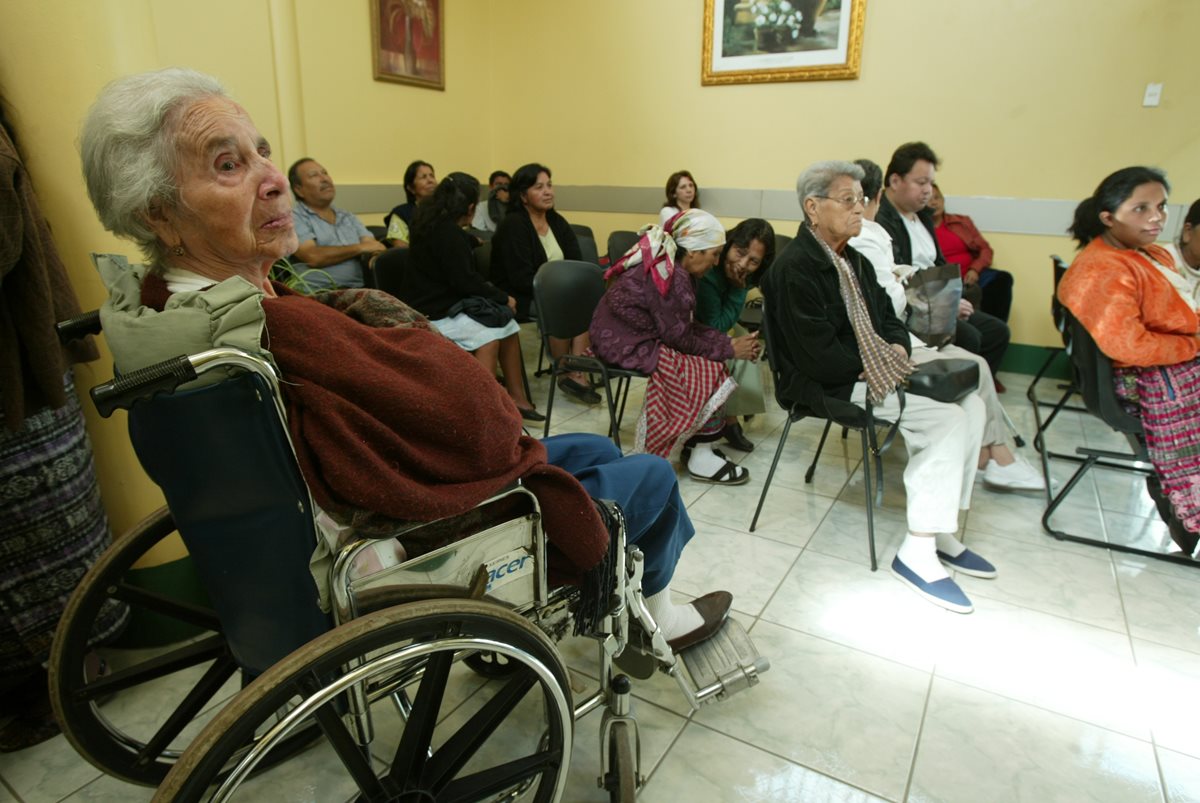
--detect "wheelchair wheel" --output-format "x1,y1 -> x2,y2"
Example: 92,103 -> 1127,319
48,507 -> 312,786
154,599 -> 574,802
603,722 -> 636,803
463,650 -> 523,679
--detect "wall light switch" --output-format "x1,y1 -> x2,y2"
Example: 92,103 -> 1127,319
1143,82 -> 1163,107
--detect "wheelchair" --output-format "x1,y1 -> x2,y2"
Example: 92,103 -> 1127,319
48,313 -> 769,802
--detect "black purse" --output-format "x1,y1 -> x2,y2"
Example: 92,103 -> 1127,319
446,296 -> 515,327
904,358 -> 980,403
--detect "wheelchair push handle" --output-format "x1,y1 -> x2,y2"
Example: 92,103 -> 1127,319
91,355 -> 198,418
56,310 -> 102,344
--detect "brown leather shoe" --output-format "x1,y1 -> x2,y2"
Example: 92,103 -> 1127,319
666,590 -> 733,652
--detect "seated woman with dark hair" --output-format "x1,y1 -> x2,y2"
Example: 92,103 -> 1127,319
695,218 -> 776,453
397,172 -> 543,421
1058,167 -> 1200,557
82,68 -> 733,652
927,183 -> 1015,321
492,162 -> 600,404
660,170 -> 701,226
591,209 -> 761,485
383,159 -> 436,247
1164,197 -> 1200,292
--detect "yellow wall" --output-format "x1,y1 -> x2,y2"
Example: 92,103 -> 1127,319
0,0 -> 1194,538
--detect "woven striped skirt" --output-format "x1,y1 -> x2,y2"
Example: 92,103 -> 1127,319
635,346 -> 735,458
0,371 -> 126,676
1114,360 -> 1200,536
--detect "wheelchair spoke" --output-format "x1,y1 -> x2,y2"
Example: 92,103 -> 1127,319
112,582 -> 222,632
70,634 -> 227,701
425,668 -> 537,790
134,653 -> 238,766
306,689 -> 391,801
439,749 -> 564,803
387,650 -> 453,789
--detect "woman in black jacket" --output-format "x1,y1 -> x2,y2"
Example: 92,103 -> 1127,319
399,172 -> 544,421
492,163 -> 600,404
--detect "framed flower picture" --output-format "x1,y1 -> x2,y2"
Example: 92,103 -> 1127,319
702,0 -> 867,85
372,0 -> 444,90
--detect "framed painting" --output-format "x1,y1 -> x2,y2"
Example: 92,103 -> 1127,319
702,0 -> 867,85
371,0 -> 444,90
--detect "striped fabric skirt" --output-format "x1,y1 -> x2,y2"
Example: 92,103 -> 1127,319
0,371 -> 126,677
635,346 -> 736,458
1114,360 -> 1200,536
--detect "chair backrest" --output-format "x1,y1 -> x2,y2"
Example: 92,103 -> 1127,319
774,233 -> 793,256
474,239 -> 493,279
577,234 -> 601,266
128,373 -> 332,675
366,224 -> 387,242
607,230 -> 640,267
1064,315 -> 1143,435
569,223 -> 595,241
1050,254 -> 1071,344
532,259 -> 606,340
373,246 -> 410,299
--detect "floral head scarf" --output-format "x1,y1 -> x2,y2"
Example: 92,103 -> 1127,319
603,208 -> 726,296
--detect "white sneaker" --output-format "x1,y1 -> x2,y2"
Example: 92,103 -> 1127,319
983,457 -> 1045,492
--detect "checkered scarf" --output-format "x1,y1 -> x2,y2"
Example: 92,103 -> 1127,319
808,224 -> 912,404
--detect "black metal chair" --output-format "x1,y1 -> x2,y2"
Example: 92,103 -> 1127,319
577,233 -> 601,266
607,230 -> 640,268
749,307 -> 900,570
1029,255 -> 1089,456
473,239 -> 493,279
1036,315 -> 1197,564
569,223 -> 595,242
532,259 -> 649,449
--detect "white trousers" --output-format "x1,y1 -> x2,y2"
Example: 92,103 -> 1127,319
851,382 -> 986,534
910,343 -> 1007,446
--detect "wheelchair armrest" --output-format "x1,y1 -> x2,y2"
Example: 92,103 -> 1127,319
91,355 -> 198,417
56,310 -> 102,344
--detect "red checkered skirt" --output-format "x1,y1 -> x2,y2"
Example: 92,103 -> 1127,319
635,345 -> 736,458
1114,359 -> 1200,535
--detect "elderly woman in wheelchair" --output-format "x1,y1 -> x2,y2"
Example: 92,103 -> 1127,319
57,67 -> 767,801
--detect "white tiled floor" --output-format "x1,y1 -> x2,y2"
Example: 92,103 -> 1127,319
4,333 -> 1200,802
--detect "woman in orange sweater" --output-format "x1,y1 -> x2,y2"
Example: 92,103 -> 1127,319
1058,166 -> 1199,555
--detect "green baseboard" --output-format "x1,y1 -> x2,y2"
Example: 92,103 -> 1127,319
114,557 -> 211,648
999,343 -> 1071,380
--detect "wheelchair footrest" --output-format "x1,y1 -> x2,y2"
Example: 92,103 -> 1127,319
679,618 -> 769,705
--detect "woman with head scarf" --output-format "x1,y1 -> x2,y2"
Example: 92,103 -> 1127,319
590,209 -> 761,485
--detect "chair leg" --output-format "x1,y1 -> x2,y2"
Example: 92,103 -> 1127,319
750,417 -> 791,533
806,420 -> 833,483
599,370 -> 622,450
860,429 -> 878,571
543,368 -> 558,438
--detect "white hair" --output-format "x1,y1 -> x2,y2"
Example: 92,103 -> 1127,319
795,160 -> 865,222
80,68 -> 227,264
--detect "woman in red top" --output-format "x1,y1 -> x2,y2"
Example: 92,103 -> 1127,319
1058,166 -> 1200,556
928,184 -> 1014,322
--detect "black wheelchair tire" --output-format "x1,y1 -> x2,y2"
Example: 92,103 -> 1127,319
604,721 -> 637,803
153,599 -> 574,802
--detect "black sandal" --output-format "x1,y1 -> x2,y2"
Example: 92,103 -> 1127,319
687,458 -> 750,486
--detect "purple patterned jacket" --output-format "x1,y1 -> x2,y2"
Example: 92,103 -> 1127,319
589,263 -> 734,374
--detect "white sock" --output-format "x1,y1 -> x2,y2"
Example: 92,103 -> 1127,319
686,441 -> 726,476
896,533 -> 949,583
935,531 -> 966,558
644,586 -> 704,640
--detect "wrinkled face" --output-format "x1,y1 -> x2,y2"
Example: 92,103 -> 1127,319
681,245 -> 723,277
808,176 -> 865,245
674,176 -> 696,206
292,160 -> 335,207
522,171 -> 555,212
889,159 -> 936,214
724,238 -> 767,285
409,164 -> 437,200
1102,182 -> 1169,249
147,97 -> 295,275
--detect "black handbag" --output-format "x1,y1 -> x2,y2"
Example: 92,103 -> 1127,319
904,358 -> 980,403
446,296 -> 515,327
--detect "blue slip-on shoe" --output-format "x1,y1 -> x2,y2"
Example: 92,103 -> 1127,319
937,548 -> 997,579
891,556 -> 974,614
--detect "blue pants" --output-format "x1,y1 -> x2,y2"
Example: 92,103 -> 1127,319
542,433 -> 693,596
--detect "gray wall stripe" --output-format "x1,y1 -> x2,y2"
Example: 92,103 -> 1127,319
336,184 -> 1185,241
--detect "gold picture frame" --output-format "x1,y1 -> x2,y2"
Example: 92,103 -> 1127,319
702,0 -> 867,85
371,0 -> 444,90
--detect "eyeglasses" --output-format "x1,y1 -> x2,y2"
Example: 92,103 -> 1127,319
815,194 -> 866,209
